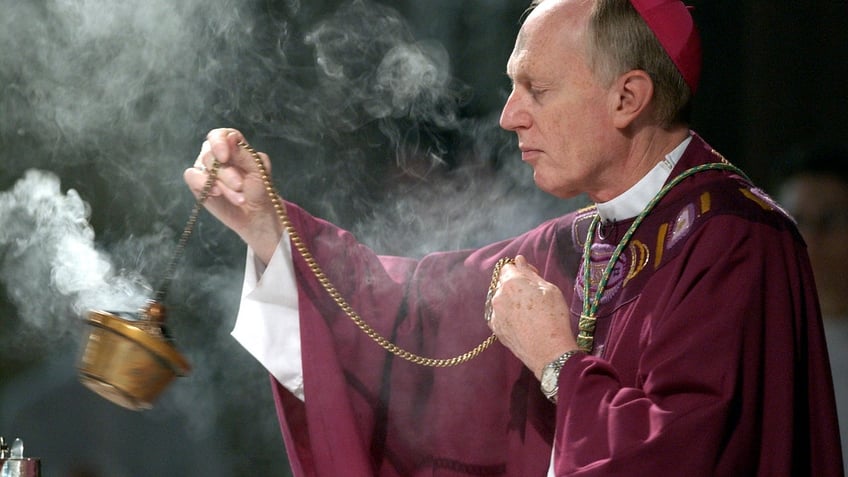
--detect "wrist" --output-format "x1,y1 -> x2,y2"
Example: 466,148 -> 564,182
242,213 -> 286,265
539,349 -> 581,403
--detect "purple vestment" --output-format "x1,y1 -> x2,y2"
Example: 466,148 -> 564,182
271,133 -> 843,476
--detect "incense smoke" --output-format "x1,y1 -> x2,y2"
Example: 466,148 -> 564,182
0,170 -> 150,337
0,0 -> 581,475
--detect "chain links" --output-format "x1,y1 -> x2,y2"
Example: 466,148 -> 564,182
153,160 -> 222,303
238,141 -> 503,367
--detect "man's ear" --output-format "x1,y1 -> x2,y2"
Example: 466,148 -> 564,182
610,70 -> 654,129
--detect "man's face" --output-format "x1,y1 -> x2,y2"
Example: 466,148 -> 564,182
500,0 -> 617,200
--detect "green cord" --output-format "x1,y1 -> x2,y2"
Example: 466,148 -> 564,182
576,162 -> 749,353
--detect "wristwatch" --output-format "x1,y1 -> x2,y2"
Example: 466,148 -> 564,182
540,350 -> 580,403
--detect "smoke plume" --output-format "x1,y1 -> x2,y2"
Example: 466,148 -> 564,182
0,0 -> 581,475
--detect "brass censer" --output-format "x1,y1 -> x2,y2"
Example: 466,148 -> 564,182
77,160 -> 221,411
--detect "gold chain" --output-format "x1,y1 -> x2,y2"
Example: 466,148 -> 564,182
238,141 -> 502,367
154,160 -> 222,303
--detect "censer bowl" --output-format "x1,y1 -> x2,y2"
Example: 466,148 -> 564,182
77,303 -> 191,411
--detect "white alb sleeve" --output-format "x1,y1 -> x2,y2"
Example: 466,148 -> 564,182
231,234 -> 305,401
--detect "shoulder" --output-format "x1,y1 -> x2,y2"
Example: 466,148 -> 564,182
674,135 -> 798,234
677,171 -> 797,235
612,166 -> 805,278
635,170 -> 805,274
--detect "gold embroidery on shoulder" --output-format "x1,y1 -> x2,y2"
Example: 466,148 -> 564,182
739,188 -> 773,211
699,192 -> 711,215
710,149 -> 730,165
654,223 -> 668,269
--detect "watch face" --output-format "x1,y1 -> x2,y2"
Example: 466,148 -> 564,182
541,365 -> 558,395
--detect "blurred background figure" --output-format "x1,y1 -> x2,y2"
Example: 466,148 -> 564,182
777,143 -> 848,472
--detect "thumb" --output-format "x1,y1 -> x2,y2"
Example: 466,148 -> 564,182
514,255 -> 540,275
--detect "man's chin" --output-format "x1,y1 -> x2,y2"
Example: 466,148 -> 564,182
533,175 -> 582,200
533,176 -> 561,198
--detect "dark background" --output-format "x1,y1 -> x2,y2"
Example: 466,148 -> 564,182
1,1 -> 845,476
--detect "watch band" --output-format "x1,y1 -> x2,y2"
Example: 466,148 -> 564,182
540,349 -> 580,403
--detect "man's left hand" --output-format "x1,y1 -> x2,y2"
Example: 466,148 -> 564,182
487,255 -> 579,380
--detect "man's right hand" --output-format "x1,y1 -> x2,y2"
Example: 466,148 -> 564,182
183,128 -> 284,265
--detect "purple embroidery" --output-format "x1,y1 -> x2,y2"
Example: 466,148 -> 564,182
575,242 -> 627,305
668,204 -> 696,249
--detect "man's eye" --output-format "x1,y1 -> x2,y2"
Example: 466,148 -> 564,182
530,87 -> 546,98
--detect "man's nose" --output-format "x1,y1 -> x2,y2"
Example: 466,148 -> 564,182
499,91 -> 529,131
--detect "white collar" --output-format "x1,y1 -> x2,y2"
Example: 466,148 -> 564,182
595,135 -> 692,222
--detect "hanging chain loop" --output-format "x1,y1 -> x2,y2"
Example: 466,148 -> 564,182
238,141 -> 501,367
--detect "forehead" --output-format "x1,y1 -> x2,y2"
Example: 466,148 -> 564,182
506,0 -> 592,78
